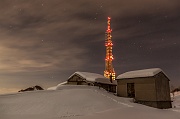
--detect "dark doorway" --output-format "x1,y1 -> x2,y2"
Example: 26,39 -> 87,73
127,83 -> 135,98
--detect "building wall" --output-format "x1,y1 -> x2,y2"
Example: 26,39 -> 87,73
155,72 -> 172,108
94,82 -> 116,93
68,75 -> 84,82
67,75 -> 88,85
68,82 -> 78,85
117,83 -> 127,97
111,85 -> 117,93
117,77 -> 156,101
155,72 -> 171,101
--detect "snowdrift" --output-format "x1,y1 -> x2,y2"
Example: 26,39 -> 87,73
0,85 -> 179,119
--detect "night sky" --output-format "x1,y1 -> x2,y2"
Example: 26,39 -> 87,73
0,0 -> 180,94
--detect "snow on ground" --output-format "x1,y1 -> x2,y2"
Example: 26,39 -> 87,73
172,91 -> 180,110
47,81 -> 67,90
174,91 -> 180,97
0,85 -> 180,119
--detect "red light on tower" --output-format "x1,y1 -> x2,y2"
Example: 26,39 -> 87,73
104,17 -> 116,80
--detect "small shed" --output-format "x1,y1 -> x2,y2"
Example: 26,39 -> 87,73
68,71 -> 117,93
116,68 -> 172,109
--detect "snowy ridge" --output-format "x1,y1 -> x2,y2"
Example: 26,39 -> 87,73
0,85 -> 180,119
175,91 -> 180,97
171,91 -> 180,98
47,86 -> 57,90
117,68 -> 165,79
47,81 -> 67,90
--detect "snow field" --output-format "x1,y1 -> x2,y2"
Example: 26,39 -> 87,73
0,85 -> 179,119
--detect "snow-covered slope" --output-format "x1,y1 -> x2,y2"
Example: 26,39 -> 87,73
172,91 -> 180,110
0,85 -> 179,119
47,81 -> 67,90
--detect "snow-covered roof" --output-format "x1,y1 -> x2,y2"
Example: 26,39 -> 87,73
96,78 -> 117,85
69,71 -> 105,82
69,71 -> 117,85
116,68 -> 166,79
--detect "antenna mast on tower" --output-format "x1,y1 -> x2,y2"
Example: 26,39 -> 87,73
104,17 -> 116,80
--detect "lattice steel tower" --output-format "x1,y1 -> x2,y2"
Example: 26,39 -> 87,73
104,17 -> 116,80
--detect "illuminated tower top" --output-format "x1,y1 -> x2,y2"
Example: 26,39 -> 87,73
104,17 -> 116,80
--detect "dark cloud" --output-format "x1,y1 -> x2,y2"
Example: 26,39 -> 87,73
0,0 -> 179,93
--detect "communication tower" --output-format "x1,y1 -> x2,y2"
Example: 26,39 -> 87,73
104,17 -> 116,80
